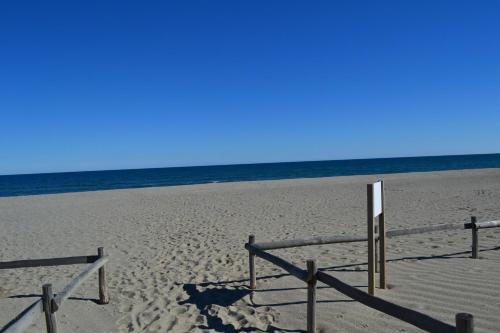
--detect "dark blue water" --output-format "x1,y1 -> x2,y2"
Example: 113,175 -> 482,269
1,154 -> 499,197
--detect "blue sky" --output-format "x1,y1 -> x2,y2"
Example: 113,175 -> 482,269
1,1 -> 499,175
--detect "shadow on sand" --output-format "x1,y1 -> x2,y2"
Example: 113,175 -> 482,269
179,283 -> 303,332
7,293 -> 100,304
178,245 -> 500,332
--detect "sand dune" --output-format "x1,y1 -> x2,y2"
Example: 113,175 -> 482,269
1,169 -> 499,332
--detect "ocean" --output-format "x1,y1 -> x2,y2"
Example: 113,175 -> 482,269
1,153 -> 499,197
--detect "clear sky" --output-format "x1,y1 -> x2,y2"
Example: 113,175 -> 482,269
1,1 -> 499,175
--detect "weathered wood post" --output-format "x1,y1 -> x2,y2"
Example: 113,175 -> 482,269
374,225 -> 379,273
367,183 -> 376,295
379,180 -> 387,289
249,235 -> 257,289
306,260 -> 317,333
471,216 -> 479,259
42,284 -> 58,333
456,313 -> 474,333
98,247 -> 109,304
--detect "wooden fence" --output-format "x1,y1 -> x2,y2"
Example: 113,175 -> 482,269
0,248 -> 109,333
245,182 -> 500,332
246,240 -> 474,333
246,218 -> 499,332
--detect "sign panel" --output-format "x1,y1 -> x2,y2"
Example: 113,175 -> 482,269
373,181 -> 383,217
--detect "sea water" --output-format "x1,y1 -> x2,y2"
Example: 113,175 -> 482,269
1,154 -> 499,197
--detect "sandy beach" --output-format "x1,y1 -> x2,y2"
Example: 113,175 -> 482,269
1,168 -> 499,332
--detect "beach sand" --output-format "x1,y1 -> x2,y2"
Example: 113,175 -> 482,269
1,168 -> 499,332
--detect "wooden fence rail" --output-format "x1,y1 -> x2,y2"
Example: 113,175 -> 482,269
250,218 -> 499,252
0,256 -> 99,270
386,222 -> 472,238
471,218 -> 500,259
245,238 -> 474,333
245,242 -> 308,282
316,271 -> 456,333
245,180 -> 497,332
251,222 -> 476,252
253,234 -> 370,251
53,255 -> 109,310
0,300 -> 43,333
0,248 -> 109,333
475,220 -> 500,229
252,224 -> 477,251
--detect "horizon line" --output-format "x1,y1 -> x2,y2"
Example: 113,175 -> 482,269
1,152 -> 499,177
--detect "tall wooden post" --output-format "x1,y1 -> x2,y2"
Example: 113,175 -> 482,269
471,216 -> 479,259
367,183 -> 376,295
306,260 -> 317,333
98,247 -> 109,304
42,284 -> 58,333
456,313 -> 474,333
249,235 -> 256,289
374,225 -> 379,273
379,180 -> 387,289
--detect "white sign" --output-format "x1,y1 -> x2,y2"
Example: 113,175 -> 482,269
373,181 -> 383,217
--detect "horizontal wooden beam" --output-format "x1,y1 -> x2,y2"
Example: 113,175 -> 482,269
53,255 -> 109,310
249,219 -> 489,252
245,244 -> 308,282
253,235 -> 370,250
1,252 -> 110,333
0,255 -> 99,270
386,223 -> 470,238
316,271 -> 455,333
0,299 -> 43,333
475,220 -> 500,229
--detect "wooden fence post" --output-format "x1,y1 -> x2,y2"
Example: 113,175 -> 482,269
471,217 -> 479,259
307,260 -> 317,333
374,225 -> 379,273
367,183 -> 375,295
42,284 -> 57,333
249,235 -> 256,289
456,313 -> 474,333
98,247 -> 109,304
379,180 -> 387,289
